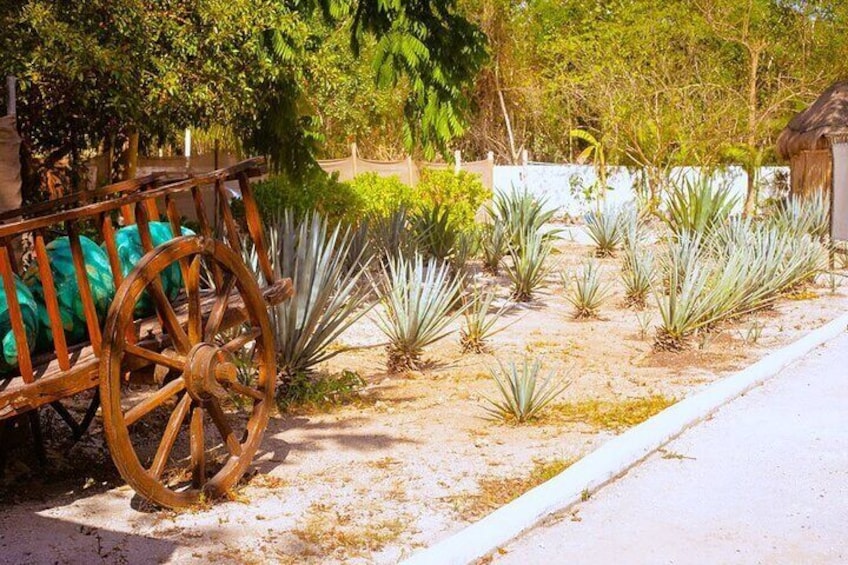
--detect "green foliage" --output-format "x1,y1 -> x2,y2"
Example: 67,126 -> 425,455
247,170 -> 359,224
664,176 -> 738,238
621,245 -> 655,309
505,231 -> 553,302
374,253 -> 466,373
481,357 -> 570,423
460,287 -> 510,354
348,173 -> 418,218
253,211 -> 372,377
563,260 -> 609,319
412,204 -> 461,263
277,370 -> 366,413
417,169 -> 490,230
369,207 -> 416,262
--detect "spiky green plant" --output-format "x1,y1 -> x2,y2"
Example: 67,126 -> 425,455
664,176 -> 738,237
490,186 -> 559,246
481,221 -> 508,274
251,211 -> 373,378
374,253 -> 467,373
584,204 -> 627,257
371,207 -> 415,262
413,203 -> 460,262
504,230 -> 553,302
621,246 -> 655,309
481,357 -> 571,423
460,287 -> 510,354
654,223 -> 825,350
767,190 -> 829,241
563,260 -> 610,319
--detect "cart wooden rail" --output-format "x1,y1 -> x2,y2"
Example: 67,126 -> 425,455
0,157 -> 293,508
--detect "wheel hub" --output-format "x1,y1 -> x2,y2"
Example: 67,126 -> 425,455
184,343 -> 237,403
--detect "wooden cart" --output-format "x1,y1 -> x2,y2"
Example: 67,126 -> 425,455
0,157 -> 292,508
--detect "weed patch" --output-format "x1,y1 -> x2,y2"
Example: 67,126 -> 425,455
548,395 -> 676,431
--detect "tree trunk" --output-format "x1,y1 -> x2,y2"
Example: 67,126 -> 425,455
743,48 -> 761,216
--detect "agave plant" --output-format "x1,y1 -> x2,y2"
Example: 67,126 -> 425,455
370,207 -> 415,262
654,222 -> 825,350
481,357 -> 571,423
460,287 -> 511,354
374,253 -> 467,373
504,230 -> 553,301
563,260 -> 610,319
413,204 -> 460,262
620,245 -> 655,309
481,221 -> 508,274
767,190 -> 829,241
584,204 -> 627,257
250,211 -> 373,378
664,176 -> 738,237
490,186 -> 559,247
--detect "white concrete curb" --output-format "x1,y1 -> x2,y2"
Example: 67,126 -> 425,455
403,311 -> 848,565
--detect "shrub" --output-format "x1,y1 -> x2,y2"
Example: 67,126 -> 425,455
277,370 -> 366,413
246,170 -> 360,224
251,211 -> 373,377
481,357 -> 571,423
417,168 -> 491,231
563,260 -> 609,319
348,173 -> 418,218
412,204 -> 461,263
460,287 -> 510,354
374,254 -> 466,373
504,230 -> 553,302
664,176 -> 738,237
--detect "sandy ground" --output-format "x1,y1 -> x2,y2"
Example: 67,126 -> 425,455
496,330 -> 848,565
1,227 -> 846,564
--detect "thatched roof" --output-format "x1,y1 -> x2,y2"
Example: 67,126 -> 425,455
777,81 -> 848,160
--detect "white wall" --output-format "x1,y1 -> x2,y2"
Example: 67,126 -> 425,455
493,163 -> 790,218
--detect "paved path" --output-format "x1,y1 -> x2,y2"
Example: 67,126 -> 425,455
496,332 -> 848,565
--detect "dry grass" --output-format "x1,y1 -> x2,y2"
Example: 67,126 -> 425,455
548,395 -> 676,431
450,458 -> 576,521
292,503 -> 407,558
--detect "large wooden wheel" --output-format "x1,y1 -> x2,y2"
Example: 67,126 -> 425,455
99,236 -> 276,508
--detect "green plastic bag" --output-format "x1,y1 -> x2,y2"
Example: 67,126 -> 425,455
112,222 -> 195,316
0,274 -> 40,370
24,236 -> 116,349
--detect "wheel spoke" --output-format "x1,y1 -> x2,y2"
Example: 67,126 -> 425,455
186,256 -> 203,345
205,274 -> 236,341
207,400 -> 242,457
124,343 -> 185,372
190,405 -> 206,489
149,394 -> 191,480
222,328 -> 261,352
221,378 -> 265,402
147,276 -> 191,354
124,378 -> 186,426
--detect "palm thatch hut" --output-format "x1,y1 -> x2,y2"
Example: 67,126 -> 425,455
777,81 -> 848,196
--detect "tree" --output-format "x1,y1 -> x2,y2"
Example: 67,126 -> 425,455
0,1 -> 486,194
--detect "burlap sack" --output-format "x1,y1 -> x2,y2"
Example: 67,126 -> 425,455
0,115 -> 22,214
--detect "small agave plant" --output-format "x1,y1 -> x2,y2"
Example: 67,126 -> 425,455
374,253 -> 467,373
564,260 -> 610,319
481,357 -> 571,423
460,287 -> 510,354
505,230 -> 553,302
584,204 -> 625,257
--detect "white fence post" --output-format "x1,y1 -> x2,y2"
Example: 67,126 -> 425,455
351,142 -> 358,177
454,149 -> 462,174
